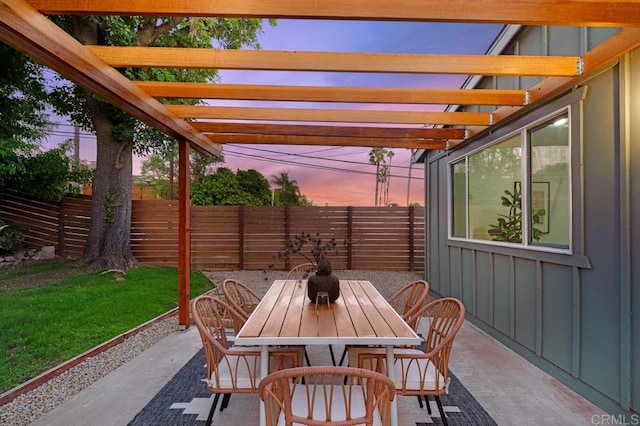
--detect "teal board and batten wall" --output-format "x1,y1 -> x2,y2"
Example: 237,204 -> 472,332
423,27 -> 638,415
628,47 -> 640,418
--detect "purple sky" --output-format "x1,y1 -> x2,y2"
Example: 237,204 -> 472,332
44,20 -> 503,206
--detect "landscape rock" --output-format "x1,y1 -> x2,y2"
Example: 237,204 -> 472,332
33,246 -> 56,260
0,246 -> 58,268
13,250 -> 27,261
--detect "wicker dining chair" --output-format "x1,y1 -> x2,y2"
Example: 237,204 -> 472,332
191,295 -> 302,426
222,278 -> 312,367
258,366 -> 396,426
286,262 -> 316,280
338,280 -> 430,367
355,297 -> 466,426
221,279 -> 261,320
387,280 -> 431,326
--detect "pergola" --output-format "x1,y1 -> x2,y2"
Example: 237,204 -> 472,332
2,0 -> 640,326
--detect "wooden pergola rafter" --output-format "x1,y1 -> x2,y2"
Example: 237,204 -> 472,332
23,0 -> 640,27
3,0 -> 640,327
135,82 -> 529,106
2,0 -> 638,151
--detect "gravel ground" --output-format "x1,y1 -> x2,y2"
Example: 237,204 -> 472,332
202,269 -> 423,300
0,269 -> 423,426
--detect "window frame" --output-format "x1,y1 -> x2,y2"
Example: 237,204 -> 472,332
447,106 -> 573,254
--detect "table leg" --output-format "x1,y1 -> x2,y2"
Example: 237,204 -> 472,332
259,345 -> 268,426
386,345 -> 397,426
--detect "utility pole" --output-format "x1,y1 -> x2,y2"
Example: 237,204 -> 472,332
406,149 -> 415,206
73,123 -> 80,163
385,155 -> 393,206
169,157 -> 175,200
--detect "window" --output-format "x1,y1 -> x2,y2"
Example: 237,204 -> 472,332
450,111 -> 570,250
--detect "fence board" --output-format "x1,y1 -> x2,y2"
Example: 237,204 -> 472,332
1,191 -> 424,271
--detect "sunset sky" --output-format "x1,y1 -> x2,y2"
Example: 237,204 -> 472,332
43,19 -> 502,207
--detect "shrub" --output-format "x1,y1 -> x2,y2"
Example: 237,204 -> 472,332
0,220 -> 28,254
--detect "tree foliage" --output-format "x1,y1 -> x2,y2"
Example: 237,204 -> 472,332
271,171 -> 310,206
4,143 -> 94,201
47,16 -> 273,271
0,44 -> 50,186
191,167 -> 272,206
141,146 -> 223,199
368,148 -> 395,206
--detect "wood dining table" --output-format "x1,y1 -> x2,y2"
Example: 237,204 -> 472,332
234,279 -> 421,426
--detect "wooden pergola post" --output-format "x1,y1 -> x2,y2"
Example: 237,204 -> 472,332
178,140 -> 191,329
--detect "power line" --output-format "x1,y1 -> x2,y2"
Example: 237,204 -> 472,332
225,145 -> 419,171
225,149 -> 424,180
41,123 -> 424,180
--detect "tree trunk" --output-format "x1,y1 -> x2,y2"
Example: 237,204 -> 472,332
80,97 -> 138,271
69,17 -> 138,272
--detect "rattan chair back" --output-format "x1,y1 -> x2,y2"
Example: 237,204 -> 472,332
396,297 -> 466,396
222,279 -> 261,319
387,280 -> 430,329
286,262 -> 316,280
258,366 -> 395,426
191,295 -> 262,393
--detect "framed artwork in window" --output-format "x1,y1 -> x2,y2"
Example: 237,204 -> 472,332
513,181 -> 550,234
531,181 -> 550,234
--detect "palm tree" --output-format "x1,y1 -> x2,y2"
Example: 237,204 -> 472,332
271,171 -> 301,205
369,148 -> 394,206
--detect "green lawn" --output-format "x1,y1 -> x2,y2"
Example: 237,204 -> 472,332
0,261 -> 213,393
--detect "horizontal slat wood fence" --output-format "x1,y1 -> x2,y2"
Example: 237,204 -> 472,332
1,190 -> 424,271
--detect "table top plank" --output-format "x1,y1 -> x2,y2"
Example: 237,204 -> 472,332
260,281 -> 297,337
339,280 -> 376,337
316,303 -> 339,337
299,296 -> 319,337
236,279 -> 420,346
239,280 -> 286,337
330,293 -> 357,337
279,280 -> 306,337
356,280 -> 419,338
350,280 -> 397,337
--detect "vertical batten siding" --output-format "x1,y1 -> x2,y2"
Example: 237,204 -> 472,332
618,52 -> 633,411
627,49 -> 640,414
424,42 -> 638,414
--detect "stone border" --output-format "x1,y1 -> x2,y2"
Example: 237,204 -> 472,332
0,247 -> 56,268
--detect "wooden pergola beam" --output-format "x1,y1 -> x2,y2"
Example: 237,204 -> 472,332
137,82 -> 527,106
191,122 -> 466,140
28,0 -> 640,27
0,0 -> 220,157
207,133 -> 448,150
177,141 -> 191,328
92,47 -> 580,77
167,105 -> 491,126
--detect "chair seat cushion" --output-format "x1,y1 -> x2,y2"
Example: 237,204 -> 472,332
207,347 -> 305,390
348,347 -> 446,392
393,351 -> 446,392
278,383 -> 384,426
228,345 -> 304,368
347,346 -> 416,370
204,354 -> 260,390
